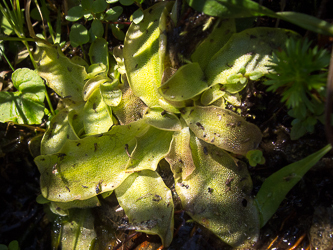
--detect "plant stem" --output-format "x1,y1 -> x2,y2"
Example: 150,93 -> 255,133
0,46 -> 15,71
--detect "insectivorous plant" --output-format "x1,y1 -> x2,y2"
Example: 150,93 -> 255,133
265,38 -> 330,140
1,0 -> 332,249
30,2 -> 299,248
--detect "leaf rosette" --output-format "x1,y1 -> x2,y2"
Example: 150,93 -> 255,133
32,1 -> 302,248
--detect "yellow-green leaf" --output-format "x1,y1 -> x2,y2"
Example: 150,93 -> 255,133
181,106 -> 262,155
34,43 -> 87,102
34,120 -> 149,202
115,170 -> 174,247
173,135 -> 260,247
123,1 -> 173,108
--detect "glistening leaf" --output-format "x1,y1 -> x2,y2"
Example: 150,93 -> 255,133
115,170 -> 174,247
34,120 -> 149,202
173,135 -> 260,247
60,209 -> 96,249
123,1 -> 173,108
205,27 -> 297,87
255,144 -> 332,227
181,106 -> 262,155
34,43 -> 87,102
158,62 -> 208,102
0,68 -> 45,124
125,126 -> 173,172
191,18 -> 236,70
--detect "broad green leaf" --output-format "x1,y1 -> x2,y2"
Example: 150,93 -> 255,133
70,23 -> 89,46
173,135 -> 260,247
200,84 -> 225,105
191,18 -> 236,70
82,75 -> 108,101
92,0 -> 108,13
206,27 -> 297,87
143,107 -> 182,131
90,19 -> 104,39
99,79 -> 122,106
125,126 -> 173,172
115,170 -> 174,247
83,88 -> 113,135
132,8 -> 144,24
105,6 -> 123,21
123,1 -> 173,108
255,144 -> 332,228
34,43 -> 87,102
86,63 -> 107,78
34,120 -> 149,202
0,68 -> 45,124
158,62 -> 208,102
60,209 -> 96,249
65,6 -> 84,22
181,106 -> 262,155
89,38 -> 108,68
41,107 -> 83,155
110,24 -> 125,41
165,127 -> 196,180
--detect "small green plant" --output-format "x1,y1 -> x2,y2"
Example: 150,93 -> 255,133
265,38 -> 330,139
65,0 -> 144,46
1,0 -> 332,249
246,149 -> 266,167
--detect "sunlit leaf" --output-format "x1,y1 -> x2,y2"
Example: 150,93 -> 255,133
83,88 -> 113,135
255,144 -> 332,227
0,68 -> 45,124
34,43 -> 87,102
60,209 -> 96,249
105,6 -> 123,21
173,135 -> 260,247
34,120 -> 149,202
125,126 -> 173,172
99,79 -> 122,107
191,18 -> 236,70
82,75 -> 108,101
200,84 -> 225,105
65,6 -> 84,22
70,23 -> 89,46
123,1 -> 173,108
143,107 -> 182,131
181,106 -> 262,155
205,27 -> 297,87
41,106 -> 83,155
159,62 -> 208,102
165,127 -> 196,180
115,170 -> 174,246
132,8 -> 144,24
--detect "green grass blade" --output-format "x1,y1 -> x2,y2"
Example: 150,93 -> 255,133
255,143 -> 332,228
